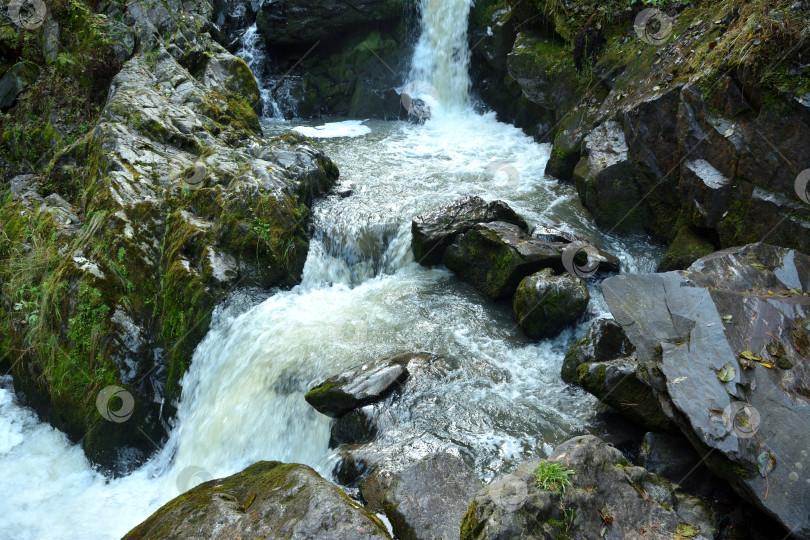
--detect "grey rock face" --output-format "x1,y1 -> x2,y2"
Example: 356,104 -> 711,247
461,435 -> 716,540
602,243 -> 810,537
124,461 -> 391,539
361,453 -> 482,540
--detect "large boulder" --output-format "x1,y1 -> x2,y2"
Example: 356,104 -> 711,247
124,461 -> 391,539
512,269 -> 589,339
460,435 -> 716,540
443,222 -> 565,301
411,196 -> 528,266
305,352 -> 434,418
601,243 -> 810,537
360,453 -> 482,540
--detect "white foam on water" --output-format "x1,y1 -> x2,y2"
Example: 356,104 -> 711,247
293,120 -> 372,139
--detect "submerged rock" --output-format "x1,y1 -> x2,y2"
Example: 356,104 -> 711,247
461,435 -> 716,540
305,352 -> 434,418
360,453 -> 481,540
124,461 -> 391,539
412,196 -> 529,266
512,269 -> 589,339
330,406 -> 378,448
601,243 -> 810,537
444,222 -> 564,301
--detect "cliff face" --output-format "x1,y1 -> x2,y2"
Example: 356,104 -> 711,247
0,0 -> 338,473
470,0 -> 810,265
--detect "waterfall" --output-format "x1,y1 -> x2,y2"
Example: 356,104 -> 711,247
235,24 -> 287,119
408,0 -> 473,111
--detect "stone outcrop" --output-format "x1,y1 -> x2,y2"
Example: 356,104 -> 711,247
461,435 -> 716,540
512,269 -> 589,339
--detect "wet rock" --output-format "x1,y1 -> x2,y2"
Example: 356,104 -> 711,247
256,0 -> 402,46
530,225 -> 622,275
330,406 -> 377,448
412,196 -> 529,266
124,461 -> 391,539
461,435 -> 716,540
513,269 -> 589,339
573,121 -> 650,233
679,158 -> 733,229
360,453 -> 481,540
530,224 -> 580,244
305,352 -> 435,418
544,112 -> 588,181
0,61 -> 39,110
601,243 -> 810,537
561,318 -> 635,384
656,224 -> 716,272
444,222 -> 565,301
639,432 -> 704,485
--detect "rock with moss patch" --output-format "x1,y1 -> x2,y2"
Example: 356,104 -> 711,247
305,352 -> 435,418
512,269 -> 589,339
656,224 -> 716,272
412,196 -> 529,266
561,318 -> 635,383
460,435 -> 716,540
360,453 -> 481,540
444,222 -> 565,301
124,461 -> 391,539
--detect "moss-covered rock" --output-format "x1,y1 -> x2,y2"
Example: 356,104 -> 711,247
656,224 -> 716,272
444,222 -> 565,301
124,461 -> 391,539
512,268 -> 589,340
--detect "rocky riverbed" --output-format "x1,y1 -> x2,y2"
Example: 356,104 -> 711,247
1,0 -> 809,539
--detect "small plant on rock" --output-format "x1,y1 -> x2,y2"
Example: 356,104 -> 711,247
533,461 -> 575,494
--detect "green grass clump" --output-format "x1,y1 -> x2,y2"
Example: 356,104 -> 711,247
533,461 -> 575,494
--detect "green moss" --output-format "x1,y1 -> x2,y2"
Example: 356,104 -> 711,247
459,501 -> 485,540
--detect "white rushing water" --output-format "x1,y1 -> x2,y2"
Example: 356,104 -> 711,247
0,2 -> 664,538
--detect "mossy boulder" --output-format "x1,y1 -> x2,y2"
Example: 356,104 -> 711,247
460,435 -> 716,540
512,269 -> 589,340
561,318 -> 635,383
412,196 -> 529,266
124,461 -> 391,539
443,222 -> 565,301
656,224 -> 716,272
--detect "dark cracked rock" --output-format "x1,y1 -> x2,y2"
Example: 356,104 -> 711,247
412,196 -> 529,266
461,435 -> 716,540
360,452 -> 481,540
601,242 -> 810,537
305,352 -> 435,418
513,268 -> 590,339
443,222 -> 564,301
124,461 -> 391,539
562,318 -> 635,384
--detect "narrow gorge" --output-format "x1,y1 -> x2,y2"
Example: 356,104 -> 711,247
0,0 -> 808,539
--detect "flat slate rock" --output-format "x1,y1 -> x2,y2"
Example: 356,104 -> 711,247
124,461 -> 391,539
412,196 -> 529,266
601,242 -> 810,537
